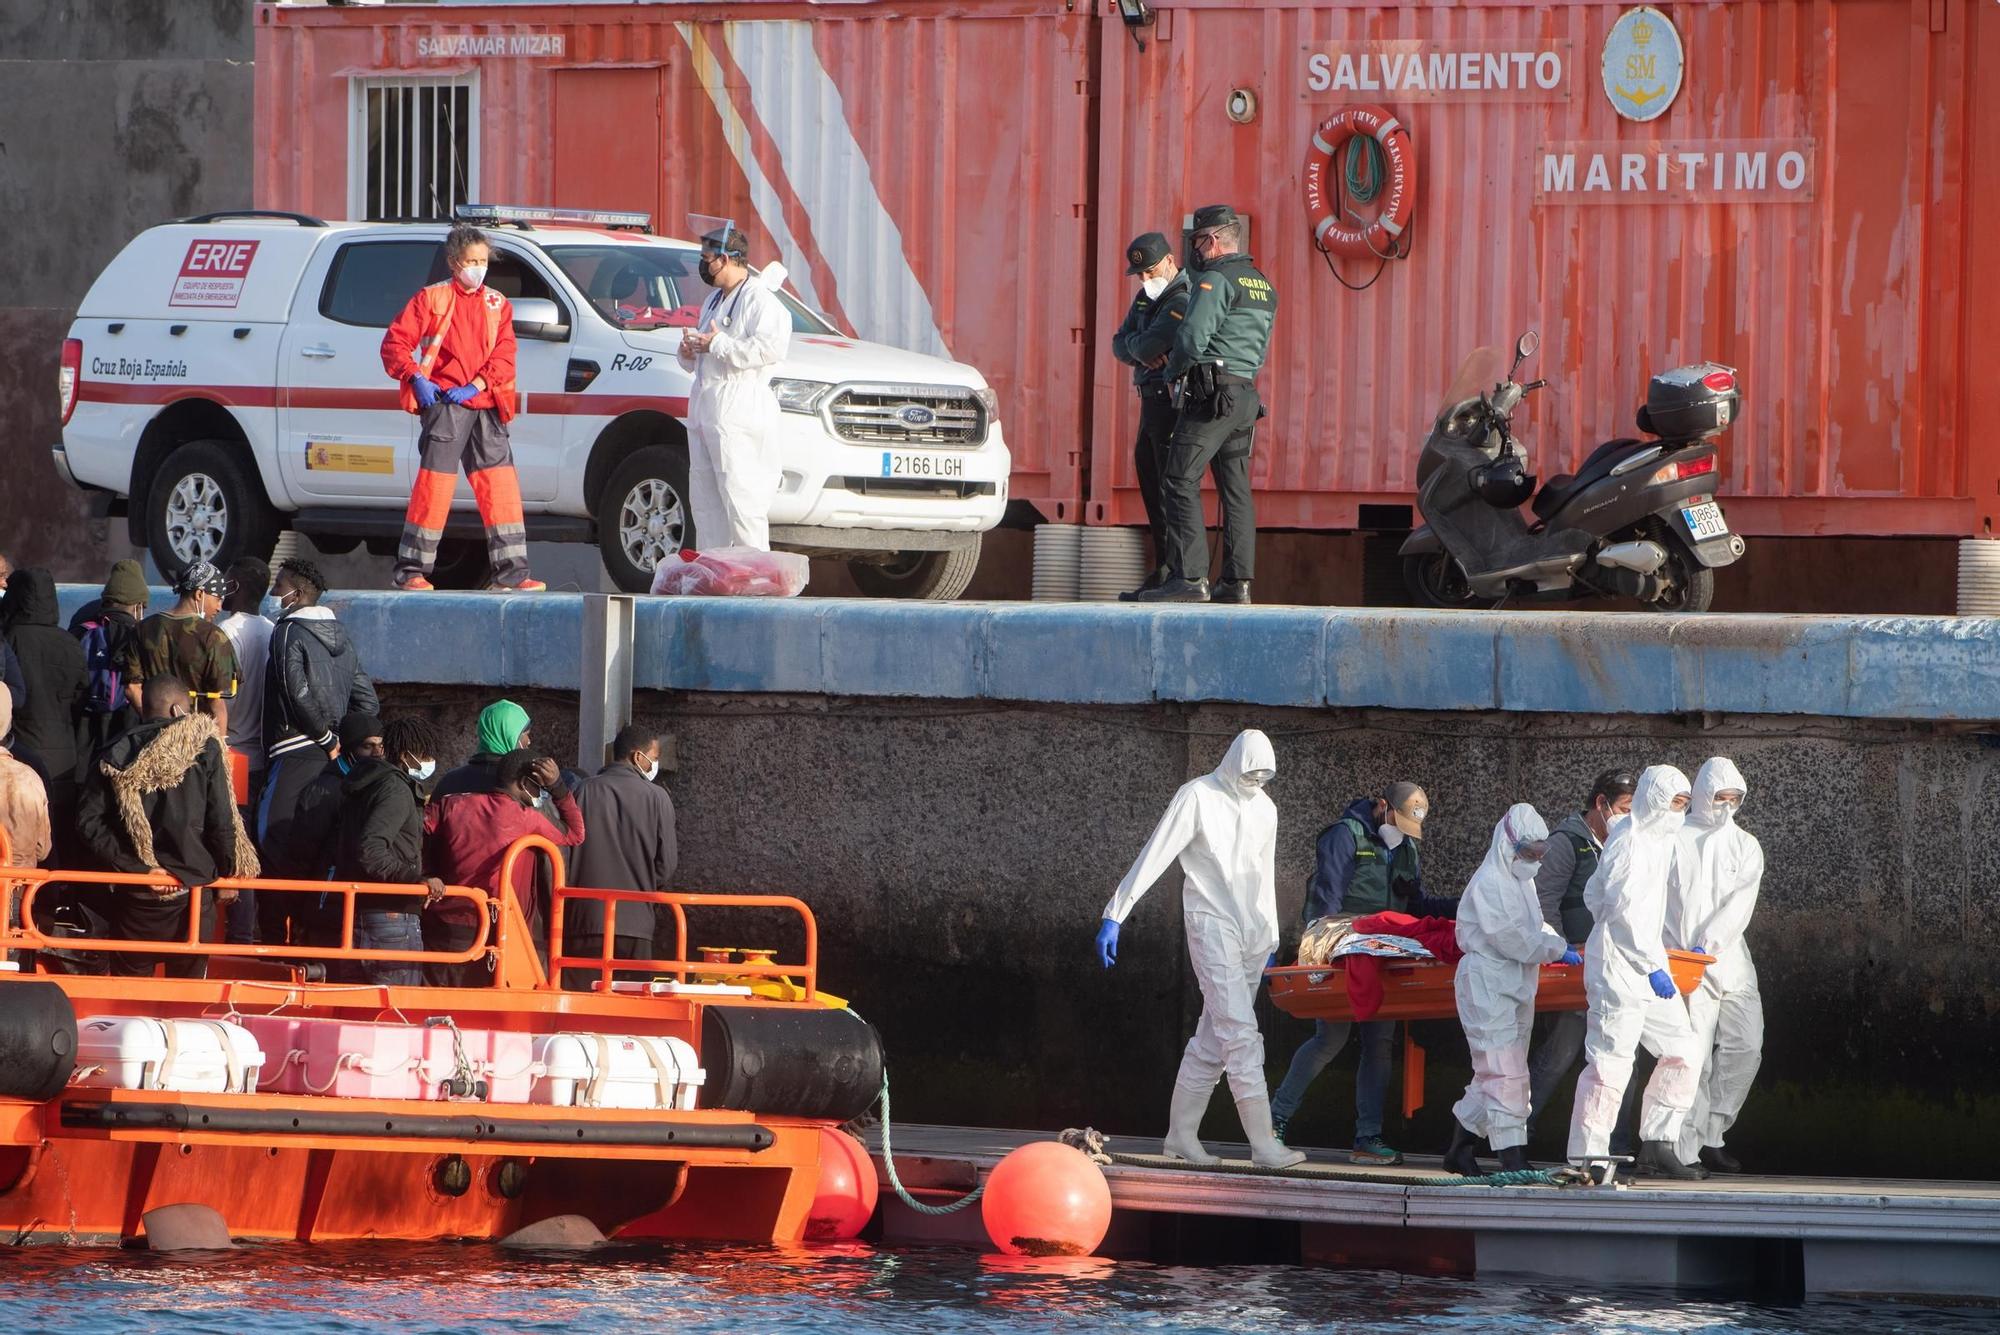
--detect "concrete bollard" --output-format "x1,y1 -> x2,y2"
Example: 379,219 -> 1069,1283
499,1214 -> 606,1249
141,1203 -> 234,1251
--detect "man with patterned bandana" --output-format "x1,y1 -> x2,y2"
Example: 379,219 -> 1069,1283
380,224 -> 543,592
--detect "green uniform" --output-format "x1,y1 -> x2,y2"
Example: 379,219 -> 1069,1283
1333,816 -> 1423,916
1158,253 -> 1278,584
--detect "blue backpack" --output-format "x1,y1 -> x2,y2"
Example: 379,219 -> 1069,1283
78,619 -> 124,715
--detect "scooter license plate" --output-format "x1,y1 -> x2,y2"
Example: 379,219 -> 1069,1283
1682,501 -> 1729,541
880,451 -> 966,480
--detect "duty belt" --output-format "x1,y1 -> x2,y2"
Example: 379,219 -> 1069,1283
1138,383 -> 1175,401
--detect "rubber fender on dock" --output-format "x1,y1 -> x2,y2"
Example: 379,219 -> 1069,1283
700,1006 -> 884,1122
0,981 -> 77,1101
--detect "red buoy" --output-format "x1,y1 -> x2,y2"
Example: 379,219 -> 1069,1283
806,1128 -> 879,1241
980,1142 -> 1112,1257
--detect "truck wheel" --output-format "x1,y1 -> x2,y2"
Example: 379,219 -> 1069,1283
598,446 -> 691,594
430,540 -> 491,591
1401,551 -> 1497,610
848,539 -> 981,601
147,441 -> 277,580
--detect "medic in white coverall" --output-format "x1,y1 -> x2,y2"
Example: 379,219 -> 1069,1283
676,219 -> 792,552
1093,730 -> 1306,1170
1444,803 -> 1579,1176
1567,764 -> 1712,1180
1668,756 -> 1764,1174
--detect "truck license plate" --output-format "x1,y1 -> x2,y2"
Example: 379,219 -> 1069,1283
1682,501 -> 1729,541
881,452 -> 964,480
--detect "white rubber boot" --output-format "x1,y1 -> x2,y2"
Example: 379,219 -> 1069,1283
1238,1093 -> 1307,1170
1162,1082 -> 1219,1166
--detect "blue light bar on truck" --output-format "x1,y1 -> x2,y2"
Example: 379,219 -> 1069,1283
455,203 -> 652,232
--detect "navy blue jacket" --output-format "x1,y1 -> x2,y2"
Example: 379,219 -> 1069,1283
1303,796 -> 1458,923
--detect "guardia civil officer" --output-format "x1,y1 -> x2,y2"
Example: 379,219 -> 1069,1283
1132,205 -> 1276,605
1109,232 -> 1193,598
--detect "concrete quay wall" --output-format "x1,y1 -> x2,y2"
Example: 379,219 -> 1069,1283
57,591 -> 2000,1176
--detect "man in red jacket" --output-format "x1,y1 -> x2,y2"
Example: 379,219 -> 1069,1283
379,224 -> 544,593
421,750 -> 584,985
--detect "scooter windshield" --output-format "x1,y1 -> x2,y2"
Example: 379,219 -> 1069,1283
1437,346 -> 1510,426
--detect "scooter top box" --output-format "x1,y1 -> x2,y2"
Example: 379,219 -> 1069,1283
1644,364 -> 1740,441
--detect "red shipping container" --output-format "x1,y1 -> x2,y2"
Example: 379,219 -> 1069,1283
256,0 -> 2000,539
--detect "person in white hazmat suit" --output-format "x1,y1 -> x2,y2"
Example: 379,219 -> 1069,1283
1093,729 -> 1306,1170
676,219 -> 792,551
1566,764 -> 1712,1180
1668,757 -> 1764,1174
1443,804 -> 1580,1176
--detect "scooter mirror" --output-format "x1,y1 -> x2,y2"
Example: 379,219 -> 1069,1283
1512,330 -> 1540,373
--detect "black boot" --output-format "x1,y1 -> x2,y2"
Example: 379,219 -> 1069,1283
1635,1140 -> 1710,1180
1699,1145 -> 1743,1174
1497,1145 -> 1531,1173
1210,579 -> 1252,605
1118,566 -> 1173,602
1130,576 -> 1210,604
1442,1122 -> 1483,1176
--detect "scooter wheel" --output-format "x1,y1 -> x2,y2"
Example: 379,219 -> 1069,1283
1641,546 -> 1716,613
1402,552 -> 1499,610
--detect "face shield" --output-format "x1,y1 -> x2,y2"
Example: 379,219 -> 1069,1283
688,214 -> 744,287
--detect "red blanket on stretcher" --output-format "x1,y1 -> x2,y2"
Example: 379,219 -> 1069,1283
1343,912 -> 1463,1022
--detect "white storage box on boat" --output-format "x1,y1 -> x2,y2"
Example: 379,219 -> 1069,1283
531,1033 -> 704,1110
73,1016 -> 264,1094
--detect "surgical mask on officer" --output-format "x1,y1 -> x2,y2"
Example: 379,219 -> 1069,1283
1142,274 -> 1169,301
455,263 -> 487,291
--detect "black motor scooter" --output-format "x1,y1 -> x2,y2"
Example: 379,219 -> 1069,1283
1399,332 -> 1746,613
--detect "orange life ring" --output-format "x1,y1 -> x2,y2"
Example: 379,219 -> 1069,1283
1302,104 -> 1416,261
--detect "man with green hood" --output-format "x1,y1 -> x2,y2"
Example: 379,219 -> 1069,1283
432,699 -> 534,799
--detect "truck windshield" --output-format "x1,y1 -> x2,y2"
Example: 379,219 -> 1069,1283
546,244 -> 836,335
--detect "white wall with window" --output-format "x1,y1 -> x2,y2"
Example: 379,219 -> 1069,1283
347,76 -> 479,222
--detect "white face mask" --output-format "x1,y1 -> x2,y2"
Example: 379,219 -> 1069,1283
641,759 -> 661,782
455,263 -> 487,291
406,759 -> 436,783
1377,823 -> 1405,850
1141,274 -> 1169,300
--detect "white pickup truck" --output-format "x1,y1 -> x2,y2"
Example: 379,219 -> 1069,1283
54,206 -> 1011,596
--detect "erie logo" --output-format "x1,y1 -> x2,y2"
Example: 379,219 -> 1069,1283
180,240 -> 259,278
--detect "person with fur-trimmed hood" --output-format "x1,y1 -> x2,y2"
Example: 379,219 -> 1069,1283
77,674 -> 260,978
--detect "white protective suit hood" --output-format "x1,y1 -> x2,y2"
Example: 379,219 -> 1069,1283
1455,803 -> 1569,965
1584,763 -> 1690,973
1685,756 -> 1746,832
1101,728 -> 1282,955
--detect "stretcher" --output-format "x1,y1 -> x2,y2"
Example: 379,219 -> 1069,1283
1263,949 -> 1714,1117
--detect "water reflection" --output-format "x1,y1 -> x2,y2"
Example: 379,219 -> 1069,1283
0,1242 -> 1982,1334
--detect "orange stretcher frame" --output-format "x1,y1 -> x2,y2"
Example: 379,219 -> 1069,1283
1263,949 -> 1714,1118
0,831 -> 843,1246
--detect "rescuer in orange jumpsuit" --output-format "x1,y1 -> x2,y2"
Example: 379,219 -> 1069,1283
380,224 -> 543,592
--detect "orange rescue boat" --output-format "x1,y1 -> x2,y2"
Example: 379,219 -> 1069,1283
0,833 -> 878,1247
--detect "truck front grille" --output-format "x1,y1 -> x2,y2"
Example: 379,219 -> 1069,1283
828,385 -> 987,448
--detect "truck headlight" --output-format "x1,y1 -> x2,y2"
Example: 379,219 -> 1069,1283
974,387 -> 1000,423
771,378 -> 833,414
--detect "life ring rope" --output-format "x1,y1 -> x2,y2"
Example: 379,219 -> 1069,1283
1303,104 -> 1416,272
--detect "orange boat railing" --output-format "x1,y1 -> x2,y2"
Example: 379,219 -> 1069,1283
0,832 -> 819,1002
505,835 -> 820,1001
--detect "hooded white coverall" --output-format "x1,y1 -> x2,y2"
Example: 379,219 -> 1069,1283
1567,765 -> 1707,1162
1669,757 -> 1765,1163
1102,730 -> 1280,1112
1452,803 -> 1572,1151
677,269 -> 792,551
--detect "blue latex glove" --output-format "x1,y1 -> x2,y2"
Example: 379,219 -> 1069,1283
443,383 -> 479,406
1266,952 -> 1278,971
1558,947 -> 1581,967
1094,919 -> 1120,969
1648,968 -> 1677,999
410,374 -> 441,409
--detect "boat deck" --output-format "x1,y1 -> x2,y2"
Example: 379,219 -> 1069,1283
868,1123 -> 2000,1301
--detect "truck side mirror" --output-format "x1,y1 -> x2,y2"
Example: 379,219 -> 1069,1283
513,298 -> 570,342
